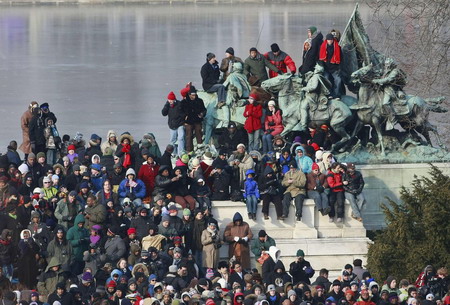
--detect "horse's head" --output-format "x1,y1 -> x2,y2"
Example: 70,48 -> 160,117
351,63 -> 374,84
261,73 -> 293,95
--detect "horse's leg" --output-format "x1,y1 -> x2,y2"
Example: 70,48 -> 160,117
331,124 -> 351,152
372,116 -> 386,156
425,122 -> 446,148
280,116 -> 298,137
351,117 -> 363,138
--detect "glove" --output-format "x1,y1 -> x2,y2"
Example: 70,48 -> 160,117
234,237 -> 240,242
316,185 -> 325,193
277,70 -> 284,75
242,237 -> 248,242
62,216 -> 69,221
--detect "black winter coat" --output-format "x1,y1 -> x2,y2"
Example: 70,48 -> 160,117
267,260 -> 292,287
209,171 -> 231,200
259,167 -> 281,196
47,291 -> 73,305
153,175 -> 173,196
115,143 -> 139,170
85,144 -> 103,161
262,257 -> 277,284
64,173 -> 82,192
171,173 -> 192,197
343,171 -> 364,195
162,274 -> 187,292
181,97 -> 207,125
201,61 -> 221,91
102,155 -> 115,175
29,114 -> 46,146
130,215 -> 153,241
159,151 -> 173,171
300,32 -> 324,75
289,259 -> 315,285
162,100 -> 185,130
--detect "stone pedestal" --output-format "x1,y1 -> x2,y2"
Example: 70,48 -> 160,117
210,198 -> 370,277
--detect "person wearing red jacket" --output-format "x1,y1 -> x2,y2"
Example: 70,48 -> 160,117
264,43 -> 297,78
319,33 -> 343,98
244,93 -> 263,151
262,100 -> 284,153
137,154 -> 160,200
326,162 -> 345,223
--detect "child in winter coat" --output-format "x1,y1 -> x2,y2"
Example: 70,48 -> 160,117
262,100 -> 284,154
44,118 -> 60,165
327,162 -> 345,223
66,144 -> 79,164
243,169 -> 260,220
244,93 -> 263,151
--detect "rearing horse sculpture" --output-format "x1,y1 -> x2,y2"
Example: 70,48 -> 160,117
350,64 -> 447,155
262,73 -> 357,152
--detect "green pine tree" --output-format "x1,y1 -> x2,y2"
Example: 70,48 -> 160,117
367,165 -> 450,282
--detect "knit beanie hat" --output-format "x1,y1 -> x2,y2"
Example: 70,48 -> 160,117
167,91 -> 176,100
181,154 -> 189,164
226,47 -> 234,55
296,249 -> 305,257
249,93 -> 259,100
326,33 -> 334,40
308,26 -> 317,34
81,272 -> 93,283
183,208 -> 191,216
271,43 -> 280,53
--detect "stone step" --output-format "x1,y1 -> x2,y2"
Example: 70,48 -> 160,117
210,199 -> 366,239
197,198 -> 371,277
216,237 -> 370,279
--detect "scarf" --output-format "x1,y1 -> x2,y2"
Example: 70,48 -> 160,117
319,39 -> 341,64
235,152 -> 245,161
122,144 -> 132,168
91,235 -> 101,244
206,227 -> 217,236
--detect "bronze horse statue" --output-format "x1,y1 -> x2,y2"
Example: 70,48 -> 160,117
262,73 -> 357,152
350,64 -> 447,155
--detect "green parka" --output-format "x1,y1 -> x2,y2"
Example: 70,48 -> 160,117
66,214 -> 89,262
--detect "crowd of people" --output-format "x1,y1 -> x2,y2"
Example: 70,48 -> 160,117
0,26 -> 447,305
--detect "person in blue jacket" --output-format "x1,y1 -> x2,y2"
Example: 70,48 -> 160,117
243,169 -> 260,221
118,168 -> 146,208
295,146 -> 313,174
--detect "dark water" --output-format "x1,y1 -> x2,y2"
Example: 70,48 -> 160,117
0,3 -> 369,153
